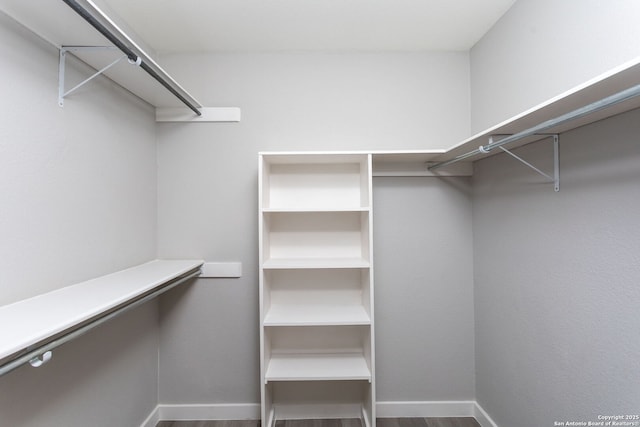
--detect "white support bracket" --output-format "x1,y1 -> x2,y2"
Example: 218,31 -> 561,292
489,134 -> 560,192
58,46 -> 132,107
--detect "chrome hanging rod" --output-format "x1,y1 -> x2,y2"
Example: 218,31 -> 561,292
428,82 -> 640,171
0,266 -> 201,377
61,0 -> 202,116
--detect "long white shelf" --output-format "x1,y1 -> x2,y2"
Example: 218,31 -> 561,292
259,58 -> 640,174
433,57 -> 640,164
264,304 -> 371,326
0,259 -> 203,364
265,353 -> 371,382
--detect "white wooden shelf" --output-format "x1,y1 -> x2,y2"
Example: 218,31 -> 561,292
0,259 -> 203,367
264,304 -> 371,326
263,258 -> 371,270
265,353 -> 371,383
262,208 -> 370,213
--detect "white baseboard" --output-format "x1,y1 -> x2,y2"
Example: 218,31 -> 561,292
376,401 -> 476,418
473,402 -> 499,427
139,401 -> 499,427
159,403 -> 261,421
140,406 -> 160,427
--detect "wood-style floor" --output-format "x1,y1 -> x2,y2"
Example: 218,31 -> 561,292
156,418 -> 481,427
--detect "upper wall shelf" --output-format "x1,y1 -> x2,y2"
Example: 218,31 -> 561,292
258,150 -> 473,177
368,57 -> 640,176
0,0 -> 202,117
261,53 -> 640,177
430,56 -> 640,168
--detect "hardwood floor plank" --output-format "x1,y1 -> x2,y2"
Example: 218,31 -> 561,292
398,418 -> 429,427
376,419 -> 401,427
424,417 -> 481,427
157,418 -> 480,427
342,419 -> 364,427
219,421 -> 260,427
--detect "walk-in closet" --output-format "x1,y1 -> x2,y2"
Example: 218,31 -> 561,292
1,2 -> 638,427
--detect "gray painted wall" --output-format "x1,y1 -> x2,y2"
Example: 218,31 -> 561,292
374,177 -> 474,401
471,2 -> 640,425
470,0 -> 640,133
473,108 -> 640,427
0,12 -> 159,427
155,52 -> 474,404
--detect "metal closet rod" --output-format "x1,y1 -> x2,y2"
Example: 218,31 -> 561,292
428,82 -> 640,171
61,0 -> 202,116
0,266 -> 201,377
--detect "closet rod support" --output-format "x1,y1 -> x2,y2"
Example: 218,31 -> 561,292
498,147 -> 553,181
58,47 -> 127,107
29,351 -> 52,368
495,134 -> 559,192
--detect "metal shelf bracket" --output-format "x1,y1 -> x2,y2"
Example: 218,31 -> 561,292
58,46 -> 131,107
489,134 -> 560,192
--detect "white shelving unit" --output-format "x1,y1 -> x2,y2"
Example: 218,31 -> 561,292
259,152 -> 376,427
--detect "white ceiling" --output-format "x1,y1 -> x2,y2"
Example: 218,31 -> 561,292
102,0 -> 516,53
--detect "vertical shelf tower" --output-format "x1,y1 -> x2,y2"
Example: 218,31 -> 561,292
259,152 -> 376,427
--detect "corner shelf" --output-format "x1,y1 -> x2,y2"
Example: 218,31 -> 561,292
366,58 -> 640,176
